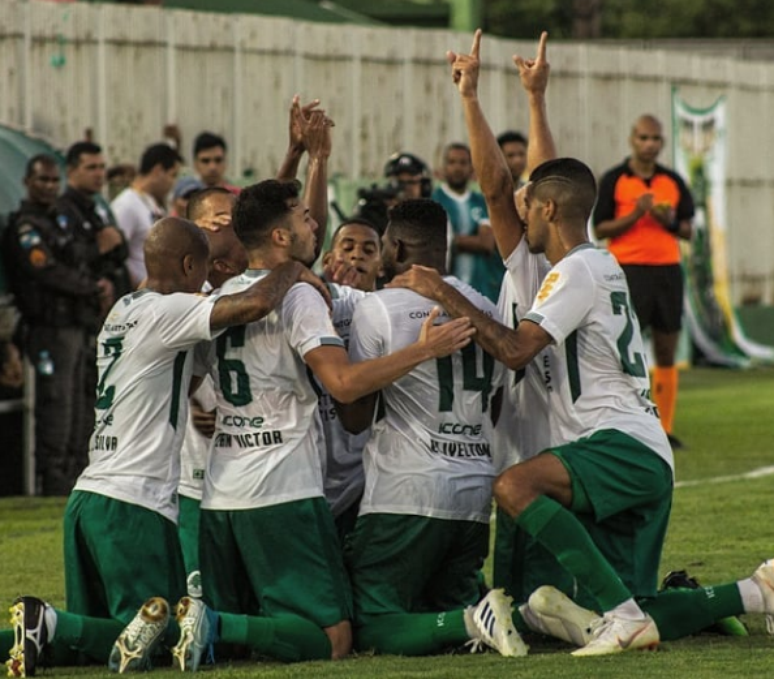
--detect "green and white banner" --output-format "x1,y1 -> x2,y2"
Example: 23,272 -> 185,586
672,90 -> 774,366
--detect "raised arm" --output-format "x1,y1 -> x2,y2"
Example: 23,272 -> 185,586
448,30 -> 523,260
514,32 -> 556,173
302,110 -> 334,259
276,95 -> 321,182
208,260 -> 331,330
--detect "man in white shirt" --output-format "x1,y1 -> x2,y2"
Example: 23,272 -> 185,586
112,144 -> 182,288
317,219 -> 382,539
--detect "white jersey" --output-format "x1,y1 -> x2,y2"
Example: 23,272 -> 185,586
111,188 -> 165,285
202,269 -> 344,511
318,284 -> 370,517
178,375 -> 218,501
349,277 -> 505,524
493,239 -> 553,470
75,289 -> 218,522
524,244 -> 673,470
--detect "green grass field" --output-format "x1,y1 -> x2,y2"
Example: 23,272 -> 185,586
2,366 -> 774,677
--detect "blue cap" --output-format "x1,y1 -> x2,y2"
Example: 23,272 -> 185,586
173,176 -> 204,200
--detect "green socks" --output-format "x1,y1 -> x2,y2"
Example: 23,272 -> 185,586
516,496 -> 631,611
218,612 -> 331,662
355,610 -> 470,656
48,608 -> 125,664
642,584 -> 744,641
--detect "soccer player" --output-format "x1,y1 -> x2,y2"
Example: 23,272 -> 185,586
390,29 -> 774,656
177,187 -> 247,597
393,158 -> 672,656
4,217 -> 330,677
318,218 -> 382,539
342,198 -> 524,658
168,179 -> 475,669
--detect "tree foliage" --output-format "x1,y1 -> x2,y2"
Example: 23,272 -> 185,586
484,0 -> 774,39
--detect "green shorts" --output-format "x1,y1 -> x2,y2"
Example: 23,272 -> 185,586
345,513 -> 488,623
553,429 -> 673,599
199,497 -> 352,628
494,430 -> 673,606
64,490 -> 187,624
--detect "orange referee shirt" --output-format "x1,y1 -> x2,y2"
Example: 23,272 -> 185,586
593,159 -> 695,266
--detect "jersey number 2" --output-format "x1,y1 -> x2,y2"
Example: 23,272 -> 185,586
611,291 -> 647,377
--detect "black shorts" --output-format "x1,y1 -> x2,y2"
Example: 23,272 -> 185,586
621,264 -> 684,333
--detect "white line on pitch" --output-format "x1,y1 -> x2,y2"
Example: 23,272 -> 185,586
675,465 -> 774,489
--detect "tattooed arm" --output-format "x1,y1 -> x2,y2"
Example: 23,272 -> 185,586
209,260 -> 331,330
388,265 -> 551,371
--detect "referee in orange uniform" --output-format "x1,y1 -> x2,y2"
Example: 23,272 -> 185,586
593,114 -> 694,449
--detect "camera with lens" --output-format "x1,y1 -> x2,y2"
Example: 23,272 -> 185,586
353,182 -> 401,233
352,152 -> 433,232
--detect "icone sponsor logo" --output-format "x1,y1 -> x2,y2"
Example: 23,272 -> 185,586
438,422 -> 481,436
222,414 -> 265,428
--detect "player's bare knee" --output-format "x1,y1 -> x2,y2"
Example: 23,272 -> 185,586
325,620 -> 352,659
493,470 -> 531,516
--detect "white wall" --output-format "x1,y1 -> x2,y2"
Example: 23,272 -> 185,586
2,0 -> 774,303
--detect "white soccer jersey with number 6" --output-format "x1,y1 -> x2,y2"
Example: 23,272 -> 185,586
202,269 -> 343,511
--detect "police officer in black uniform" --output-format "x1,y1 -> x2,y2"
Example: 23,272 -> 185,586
2,153 -> 114,495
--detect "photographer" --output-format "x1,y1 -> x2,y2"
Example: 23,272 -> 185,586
353,152 -> 432,233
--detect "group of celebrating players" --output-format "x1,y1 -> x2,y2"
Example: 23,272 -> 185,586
5,29 -> 774,678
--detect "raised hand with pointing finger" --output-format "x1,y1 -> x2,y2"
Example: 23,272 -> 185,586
514,31 -> 550,96
446,28 -> 483,99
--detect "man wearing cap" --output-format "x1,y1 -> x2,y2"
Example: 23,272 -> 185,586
112,143 -> 183,288
384,152 -> 433,202
171,177 -> 205,218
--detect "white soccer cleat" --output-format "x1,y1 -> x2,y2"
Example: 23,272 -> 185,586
108,597 -> 170,673
571,612 -> 659,657
186,571 -> 203,600
468,589 -> 528,657
171,596 -> 218,672
520,586 -> 600,647
751,559 -> 774,634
